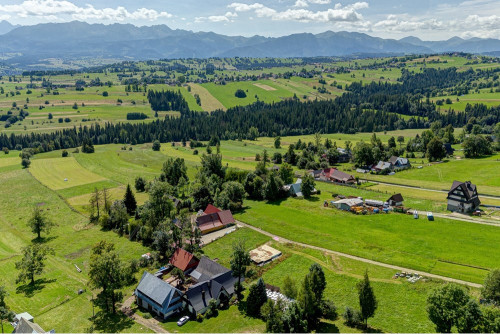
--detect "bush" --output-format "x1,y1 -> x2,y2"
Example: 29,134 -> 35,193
2,147 -> 9,154
193,149 -> 198,155
196,313 -> 204,322
235,89 -> 247,98
321,299 -> 338,320
102,91 -> 109,97
343,306 -> 362,327
21,158 -> 31,168
205,299 -> 219,319
152,140 -> 161,151
134,176 -> 147,192
61,150 -> 68,157
126,112 -> 148,120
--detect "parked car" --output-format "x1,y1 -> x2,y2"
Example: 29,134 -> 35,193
177,316 -> 189,326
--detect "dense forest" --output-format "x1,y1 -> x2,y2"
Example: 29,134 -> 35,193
147,89 -> 190,112
1,67 -> 499,152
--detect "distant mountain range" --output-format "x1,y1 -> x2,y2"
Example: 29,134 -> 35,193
0,21 -> 499,69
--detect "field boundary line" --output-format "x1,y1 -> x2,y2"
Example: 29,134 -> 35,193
236,221 -> 483,288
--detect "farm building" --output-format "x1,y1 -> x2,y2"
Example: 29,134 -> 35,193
12,317 -> 46,334
169,248 -> 199,274
365,199 -> 385,207
389,156 -> 411,170
387,193 -> 404,206
332,198 -> 363,211
311,168 -> 355,184
250,244 -> 282,265
135,271 -> 184,319
195,205 -> 235,235
446,181 -> 480,213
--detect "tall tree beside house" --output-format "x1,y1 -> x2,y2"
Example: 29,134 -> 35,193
15,244 -> 54,285
301,173 -> 316,198
152,222 -> 174,260
246,278 -> 268,317
88,241 -> 126,314
230,239 -> 251,297
278,163 -> 294,185
27,206 -> 57,240
123,184 -> 137,215
357,271 -> 378,329
0,283 -> 15,334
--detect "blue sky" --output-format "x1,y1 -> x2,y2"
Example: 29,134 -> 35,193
0,0 -> 498,40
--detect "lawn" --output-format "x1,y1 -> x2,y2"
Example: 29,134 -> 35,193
29,157 -> 107,190
0,169 -> 150,333
234,194 -> 500,283
355,154 -> 500,196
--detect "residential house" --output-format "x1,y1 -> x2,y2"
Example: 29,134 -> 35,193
285,178 -> 317,197
387,193 -> 404,206
331,198 -> 363,211
12,317 -> 47,334
337,147 -> 352,163
195,205 -> 235,235
135,272 -> 184,319
372,161 -> 392,172
446,181 -> 481,213
389,156 -> 411,170
184,257 -> 237,315
169,248 -> 199,274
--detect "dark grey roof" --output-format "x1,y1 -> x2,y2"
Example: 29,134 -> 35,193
212,271 -> 238,295
388,193 -> 404,203
189,256 -> 230,282
449,180 -> 478,200
13,317 -> 46,333
136,271 -> 180,307
184,280 -> 223,313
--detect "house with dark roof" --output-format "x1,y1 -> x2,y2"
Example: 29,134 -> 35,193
195,205 -> 235,235
135,272 -> 184,319
183,257 -> 238,315
389,156 -> 411,170
337,147 -> 352,163
169,248 -> 199,274
12,317 -> 47,334
373,161 -> 392,172
447,181 -> 481,213
387,193 -> 404,206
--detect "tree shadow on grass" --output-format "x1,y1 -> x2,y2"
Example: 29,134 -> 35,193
16,278 -> 57,297
317,321 -> 340,333
31,236 -> 58,244
92,311 -> 136,333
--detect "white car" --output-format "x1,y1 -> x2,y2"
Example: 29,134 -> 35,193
177,316 -> 189,326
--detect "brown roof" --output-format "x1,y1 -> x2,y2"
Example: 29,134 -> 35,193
328,169 -> 355,182
388,193 -> 404,203
204,204 -> 221,214
449,180 -> 478,200
196,210 -> 235,232
169,248 -> 199,272
218,210 -> 235,225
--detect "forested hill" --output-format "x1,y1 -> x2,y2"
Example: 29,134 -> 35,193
1,90 -> 498,152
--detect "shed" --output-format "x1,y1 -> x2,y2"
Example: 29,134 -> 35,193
332,198 -> 363,211
365,199 -> 384,207
387,193 -> 404,206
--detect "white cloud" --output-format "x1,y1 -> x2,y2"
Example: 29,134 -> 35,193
0,0 -> 172,22
373,14 -> 446,32
293,0 -> 309,8
227,2 -> 368,22
195,11 -> 238,23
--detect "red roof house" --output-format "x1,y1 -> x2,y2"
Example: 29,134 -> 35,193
169,248 -> 199,272
204,204 -> 221,215
196,205 -> 235,235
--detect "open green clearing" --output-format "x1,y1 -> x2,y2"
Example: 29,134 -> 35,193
0,168 -> 151,333
234,194 -> 500,284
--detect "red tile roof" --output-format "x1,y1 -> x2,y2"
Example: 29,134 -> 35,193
196,209 -> 235,234
169,248 -> 199,272
204,204 -> 222,214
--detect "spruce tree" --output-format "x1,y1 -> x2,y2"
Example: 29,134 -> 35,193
357,271 -> 377,329
123,184 -> 137,215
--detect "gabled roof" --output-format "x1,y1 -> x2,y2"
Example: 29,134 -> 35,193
136,272 -> 181,308
327,169 -> 355,182
196,209 -> 235,232
448,181 -> 478,200
13,317 -> 46,334
184,280 -> 222,313
217,210 -> 235,225
374,161 -> 391,170
190,256 -> 231,283
388,193 -> 404,203
204,204 -> 221,214
169,248 -> 199,272
212,270 -> 238,295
